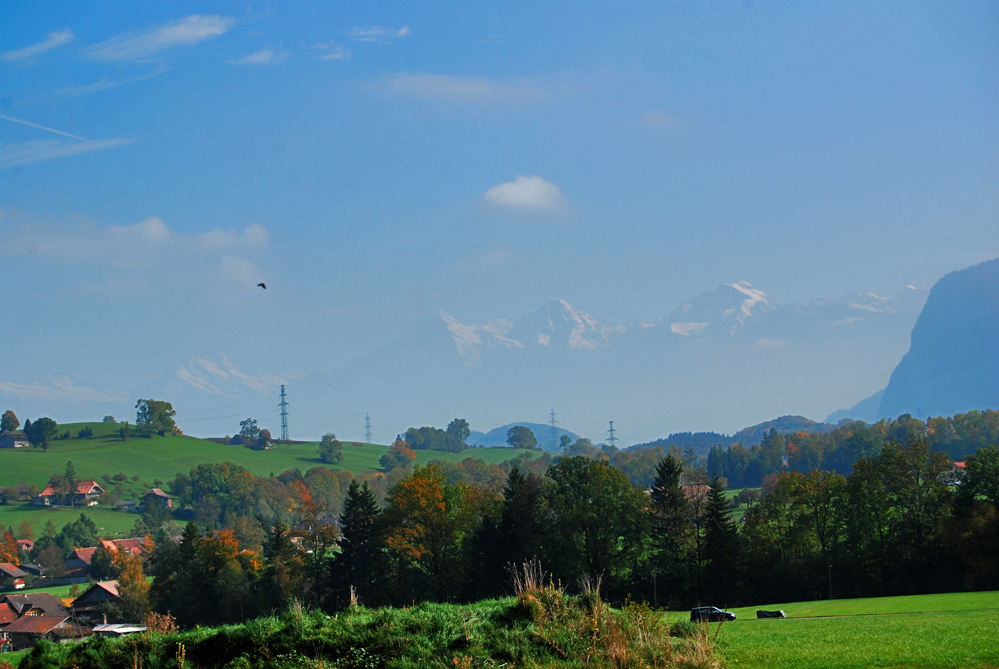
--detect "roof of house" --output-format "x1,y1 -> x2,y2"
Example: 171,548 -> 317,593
0,563 -> 27,578
2,593 -> 70,616
70,539 -> 148,565
94,623 -> 146,635
0,601 -> 19,625
954,462 -> 966,468
0,485 -> 30,494
16,539 -> 34,551
143,488 -> 173,499
4,615 -> 69,634
38,480 -> 104,498
0,431 -> 28,441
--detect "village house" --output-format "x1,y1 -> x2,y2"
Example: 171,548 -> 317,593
32,480 -> 105,507
2,593 -> 70,618
71,581 -> 119,624
4,615 -> 72,650
56,538 -> 149,584
0,564 -> 27,591
140,488 -> 173,510
0,432 -> 28,449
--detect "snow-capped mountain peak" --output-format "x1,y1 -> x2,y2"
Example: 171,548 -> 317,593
667,281 -> 775,336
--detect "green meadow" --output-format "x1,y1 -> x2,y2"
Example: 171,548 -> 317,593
0,421 -> 539,489
717,591 -> 999,669
0,421 -> 538,536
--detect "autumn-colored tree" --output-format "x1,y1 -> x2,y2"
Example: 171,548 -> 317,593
15,521 -> 33,541
380,439 -> 417,472
0,530 -> 18,565
384,464 -> 487,601
117,551 -> 151,622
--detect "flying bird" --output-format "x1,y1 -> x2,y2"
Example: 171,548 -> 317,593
257,283 -> 266,289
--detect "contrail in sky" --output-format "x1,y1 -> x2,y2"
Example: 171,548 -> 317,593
0,114 -> 93,142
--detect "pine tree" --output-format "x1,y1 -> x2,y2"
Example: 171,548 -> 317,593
702,477 -> 740,603
65,461 -> 78,506
337,480 -> 381,606
650,454 -> 691,603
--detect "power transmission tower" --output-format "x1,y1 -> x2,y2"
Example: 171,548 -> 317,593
279,385 -> 289,441
549,409 -> 558,450
607,420 -> 618,448
364,413 -> 373,444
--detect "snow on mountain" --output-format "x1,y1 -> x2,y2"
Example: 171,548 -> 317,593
665,281 -> 775,337
507,298 -> 623,350
440,312 -> 523,364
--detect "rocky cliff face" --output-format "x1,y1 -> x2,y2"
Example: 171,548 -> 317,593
879,257 -> 999,419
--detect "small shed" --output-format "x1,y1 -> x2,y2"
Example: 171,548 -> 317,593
0,432 -> 29,449
93,623 -> 147,637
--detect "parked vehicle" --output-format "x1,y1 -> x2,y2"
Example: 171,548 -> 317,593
690,606 -> 736,622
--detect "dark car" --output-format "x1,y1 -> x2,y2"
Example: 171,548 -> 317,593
690,606 -> 736,622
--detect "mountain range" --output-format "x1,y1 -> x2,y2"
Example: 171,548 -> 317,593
140,279 -> 928,443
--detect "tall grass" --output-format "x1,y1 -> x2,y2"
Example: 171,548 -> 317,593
17,586 -> 718,668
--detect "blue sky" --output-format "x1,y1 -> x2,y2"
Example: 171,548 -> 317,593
1,2 -> 997,434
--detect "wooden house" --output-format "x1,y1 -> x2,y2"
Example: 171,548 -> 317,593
0,564 -> 27,591
140,488 -> 173,510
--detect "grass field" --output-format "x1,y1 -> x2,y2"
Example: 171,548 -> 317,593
718,591 -> 999,669
0,504 -> 138,537
0,421 -> 539,489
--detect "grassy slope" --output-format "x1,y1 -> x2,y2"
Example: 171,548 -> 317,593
0,422 -> 538,488
0,422 -> 538,537
719,591 -> 999,669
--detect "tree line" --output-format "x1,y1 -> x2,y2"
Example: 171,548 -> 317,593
127,435 -> 998,629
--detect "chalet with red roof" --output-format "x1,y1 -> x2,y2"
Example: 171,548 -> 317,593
32,480 -> 104,507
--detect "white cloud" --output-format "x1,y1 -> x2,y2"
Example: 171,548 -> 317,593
0,216 -> 270,261
348,25 -> 410,43
230,49 -> 289,66
3,29 -> 74,61
642,110 -> 683,130
311,42 -> 351,61
377,73 -> 549,106
0,138 -> 134,169
483,175 -> 568,214
84,15 -> 233,62
197,222 -> 270,250
0,376 -> 123,404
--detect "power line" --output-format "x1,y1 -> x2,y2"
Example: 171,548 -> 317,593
607,421 -> 618,448
364,413 -> 373,444
181,412 -> 281,423
173,400 -> 276,414
549,408 -> 558,450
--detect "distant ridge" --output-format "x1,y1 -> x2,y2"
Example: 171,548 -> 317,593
631,414 -> 836,454
468,422 -> 582,450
